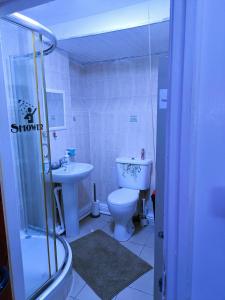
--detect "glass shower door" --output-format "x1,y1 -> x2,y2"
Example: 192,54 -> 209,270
0,19 -> 58,299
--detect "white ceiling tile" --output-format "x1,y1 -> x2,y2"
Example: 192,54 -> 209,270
58,21 -> 169,64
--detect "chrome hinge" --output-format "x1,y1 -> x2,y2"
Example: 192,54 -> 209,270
158,231 -> 164,239
158,277 -> 163,293
162,268 -> 167,300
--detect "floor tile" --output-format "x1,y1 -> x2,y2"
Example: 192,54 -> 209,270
144,229 -> 155,248
101,220 -> 114,237
76,284 -> 101,300
143,223 -> 155,231
64,235 -> 76,243
129,269 -> 154,295
99,214 -> 113,224
81,215 -> 106,229
120,241 -> 143,256
116,287 -> 153,300
140,246 -> 154,266
73,216 -> 105,239
81,215 -> 105,226
129,224 -> 155,246
129,227 -> 151,246
63,215 -> 111,242
76,283 -> 117,300
68,270 -> 86,298
79,225 -> 100,238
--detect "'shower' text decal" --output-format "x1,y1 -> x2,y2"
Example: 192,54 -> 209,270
11,99 -> 43,133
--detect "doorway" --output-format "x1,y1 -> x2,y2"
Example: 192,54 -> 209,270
0,1 -> 171,299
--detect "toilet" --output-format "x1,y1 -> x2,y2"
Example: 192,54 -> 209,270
107,157 -> 152,241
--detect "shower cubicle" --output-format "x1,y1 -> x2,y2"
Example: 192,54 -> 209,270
0,13 -> 72,300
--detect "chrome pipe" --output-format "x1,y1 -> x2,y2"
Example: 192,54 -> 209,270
2,12 -> 57,56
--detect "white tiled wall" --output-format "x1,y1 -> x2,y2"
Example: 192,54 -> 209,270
45,52 -> 158,210
44,49 -> 73,162
44,50 -> 92,210
69,61 -> 93,209
70,56 -> 158,206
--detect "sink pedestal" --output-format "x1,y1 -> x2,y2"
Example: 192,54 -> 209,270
52,162 -> 93,238
61,183 -> 79,238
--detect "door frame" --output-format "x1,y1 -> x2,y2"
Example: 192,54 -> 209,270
164,0 -> 200,299
0,1 -> 201,299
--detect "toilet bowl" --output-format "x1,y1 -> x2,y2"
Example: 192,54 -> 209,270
107,157 -> 152,242
107,188 -> 139,241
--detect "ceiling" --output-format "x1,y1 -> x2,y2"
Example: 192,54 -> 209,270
22,0 -> 149,26
0,0 -> 54,17
58,21 -> 169,64
20,0 -> 169,64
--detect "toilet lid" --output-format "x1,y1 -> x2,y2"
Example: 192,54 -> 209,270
108,188 -> 139,205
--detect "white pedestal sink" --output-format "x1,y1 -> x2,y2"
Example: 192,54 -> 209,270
52,162 -> 93,238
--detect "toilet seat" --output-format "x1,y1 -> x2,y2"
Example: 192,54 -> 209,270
108,188 -> 139,206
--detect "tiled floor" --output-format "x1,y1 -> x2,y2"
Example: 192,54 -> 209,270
66,214 -> 155,300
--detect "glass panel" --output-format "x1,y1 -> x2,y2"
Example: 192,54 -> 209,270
0,20 -> 58,298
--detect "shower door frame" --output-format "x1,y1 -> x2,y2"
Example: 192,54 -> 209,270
0,12 -> 61,300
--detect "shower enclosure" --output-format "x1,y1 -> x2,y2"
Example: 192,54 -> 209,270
0,14 -> 71,300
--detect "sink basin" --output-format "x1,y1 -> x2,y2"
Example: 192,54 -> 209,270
52,162 -> 93,183
51,162 -> 93,238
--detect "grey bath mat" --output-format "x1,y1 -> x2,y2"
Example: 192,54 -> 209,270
70,230 -> 152,300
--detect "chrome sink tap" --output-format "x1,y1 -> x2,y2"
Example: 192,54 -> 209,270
59,155 -> 70,170
59,157 -> 67,168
